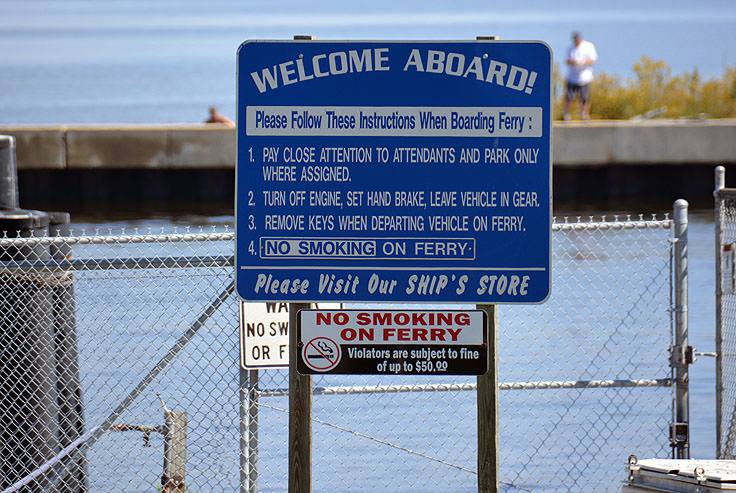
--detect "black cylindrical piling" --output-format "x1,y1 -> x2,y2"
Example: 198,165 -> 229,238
0,136 -> 85,492
0,135 -> 19,210
0,210 -> 59,492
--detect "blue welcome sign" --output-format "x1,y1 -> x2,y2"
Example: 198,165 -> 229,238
236,40 -> 551,303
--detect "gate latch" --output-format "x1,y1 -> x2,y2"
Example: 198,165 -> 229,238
670,345 -> 694,366
670,422 -> 689,448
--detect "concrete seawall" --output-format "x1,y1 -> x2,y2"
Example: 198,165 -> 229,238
0,124 -> 235,170
2,120 -> 735,208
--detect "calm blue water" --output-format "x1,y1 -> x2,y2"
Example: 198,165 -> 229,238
69,207 -> 720,466
2,0 -> 736,124
683,212 -> 717,460
55,207 -> 718,492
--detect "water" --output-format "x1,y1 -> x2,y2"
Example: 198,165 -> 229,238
2,0 -> 736,124
684,211 -> 717,459
68,206 -> 719,466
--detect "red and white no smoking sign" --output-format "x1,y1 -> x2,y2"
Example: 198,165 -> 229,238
297,309 -> 487,375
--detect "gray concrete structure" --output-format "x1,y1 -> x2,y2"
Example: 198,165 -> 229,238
553,119 -> 736,167
1,120 -> 734,170
0,127 -> 66,170
1,120 -> 734,207
0,124 -> 236,170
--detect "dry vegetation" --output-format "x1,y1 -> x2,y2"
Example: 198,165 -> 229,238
554,56 -> 736,120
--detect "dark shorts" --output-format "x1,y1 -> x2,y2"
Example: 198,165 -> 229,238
566,81 -> 590,103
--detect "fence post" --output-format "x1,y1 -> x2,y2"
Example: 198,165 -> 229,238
672,199 -> 690,459
477,304 -> 499,492
287,34 -> 315,493
248,369 -> 259,493
161,409 -> 188,492
289,302 -> 312,492
715,166 -> 726,457
239,307 -> 259,493
240,367 -> 247,493
474,34 -> 500,493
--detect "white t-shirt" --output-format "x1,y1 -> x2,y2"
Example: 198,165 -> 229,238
566,39 -> 598,85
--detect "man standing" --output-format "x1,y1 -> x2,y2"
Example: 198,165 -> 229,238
563,32 -> 598,120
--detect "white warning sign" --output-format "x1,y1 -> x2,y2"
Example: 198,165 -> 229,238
239,301 -> 340,369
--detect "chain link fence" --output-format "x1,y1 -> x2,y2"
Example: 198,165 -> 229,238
715,166 -> 736,459
0,213 -> 676,492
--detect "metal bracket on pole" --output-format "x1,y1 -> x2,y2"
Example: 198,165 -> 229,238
670,422 -> 689,451
670,345 -> 695,366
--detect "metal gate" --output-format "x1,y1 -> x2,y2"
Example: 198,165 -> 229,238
714,165 -> 736,459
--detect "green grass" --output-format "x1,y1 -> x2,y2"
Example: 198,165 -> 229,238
554,56 -> 736,120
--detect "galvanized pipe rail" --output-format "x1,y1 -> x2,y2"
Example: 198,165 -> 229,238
552,216 -> 671,231
257,377 -> 674,397
0,231 -> 235,247
0,254 -> 233,273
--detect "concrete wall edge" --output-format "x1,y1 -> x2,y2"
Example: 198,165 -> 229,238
1,119 -> 735,170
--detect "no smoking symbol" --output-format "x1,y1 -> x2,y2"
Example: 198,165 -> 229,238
302,337 -> 341,372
